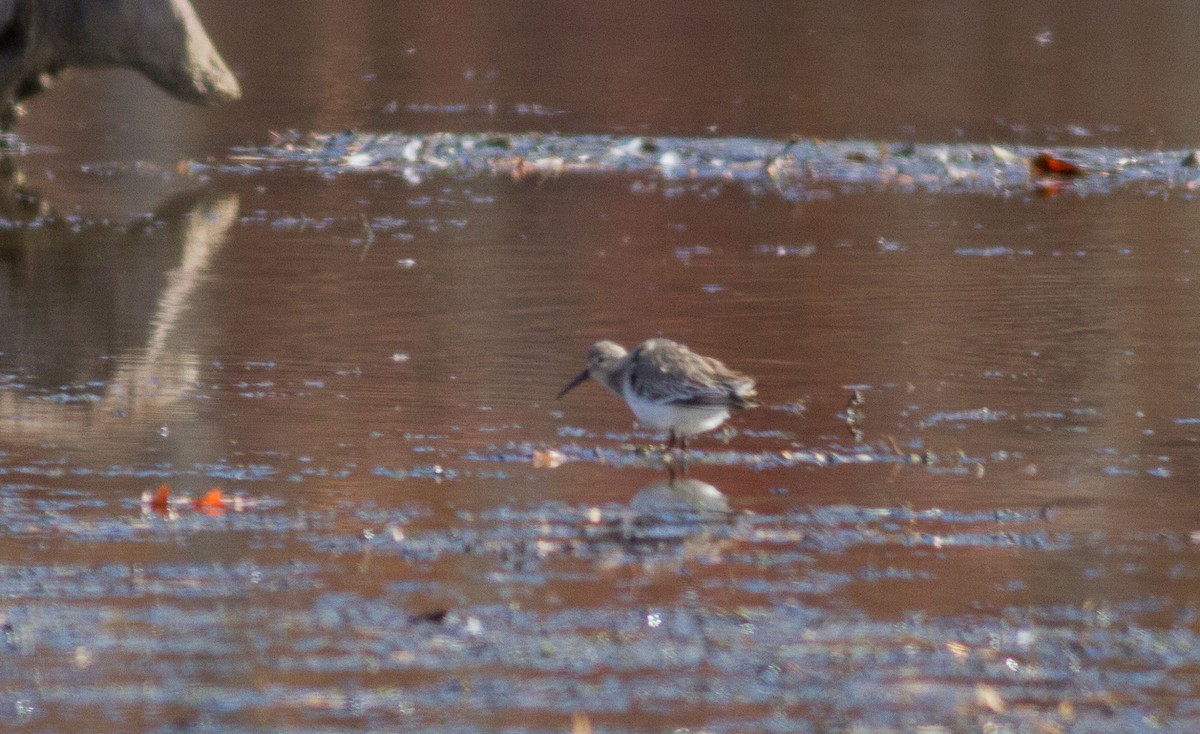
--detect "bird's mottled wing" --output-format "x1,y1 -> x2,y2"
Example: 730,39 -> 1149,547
627,341 -> 756,407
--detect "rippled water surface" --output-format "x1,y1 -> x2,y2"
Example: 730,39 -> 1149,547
5,2 -> 1200,732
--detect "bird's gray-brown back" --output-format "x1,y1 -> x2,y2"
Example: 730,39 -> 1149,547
626,339 -> 757,408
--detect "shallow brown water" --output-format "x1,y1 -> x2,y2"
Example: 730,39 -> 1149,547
5,2 -> 1200,732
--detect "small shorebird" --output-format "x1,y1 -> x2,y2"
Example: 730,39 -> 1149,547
557,339 -> 758,449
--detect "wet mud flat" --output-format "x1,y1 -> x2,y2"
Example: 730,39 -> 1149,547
4,131 -> 1200,732
3,466 -> 1200,733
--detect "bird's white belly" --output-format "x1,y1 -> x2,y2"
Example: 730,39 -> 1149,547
624,391 -> 730,436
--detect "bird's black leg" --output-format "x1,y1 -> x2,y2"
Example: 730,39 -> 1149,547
667,429 -> 677,450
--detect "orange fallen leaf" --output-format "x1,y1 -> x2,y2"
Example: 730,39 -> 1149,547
532,449 -> 566,469
1031,152 -> 1083,177
144,484 -> 171,511
194,488 -> 228,514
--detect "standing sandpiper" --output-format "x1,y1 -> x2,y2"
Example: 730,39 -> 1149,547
557,338 -> 758,449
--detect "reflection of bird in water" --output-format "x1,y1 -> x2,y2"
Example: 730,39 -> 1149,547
629,476 -> 731,517
0,189 -> 239,448
599,476 -> 737,572
0,157 -> 47,219
546,476 -> 737,574
557,338 -> 758,449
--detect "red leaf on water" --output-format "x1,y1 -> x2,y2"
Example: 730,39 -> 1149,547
194,488 -> 228,514
1031,152 -> 1083,176
147,484 -> 171,511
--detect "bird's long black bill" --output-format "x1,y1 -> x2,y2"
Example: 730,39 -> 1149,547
556,369 -> 590,399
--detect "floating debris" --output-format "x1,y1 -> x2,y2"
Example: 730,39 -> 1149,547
139,484 -> 256,516
531,449 -> 567,469
844,389 -> 866,443
216,132 -> 1200,199
1031,151 -> 1084,177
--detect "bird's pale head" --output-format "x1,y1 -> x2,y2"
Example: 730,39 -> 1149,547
585,341 -> 627,376
557,340 -> 628,399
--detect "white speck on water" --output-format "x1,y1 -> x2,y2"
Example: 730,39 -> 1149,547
758,243 -> 815,257
610,137 -> 646,158
402,139 -> 423,161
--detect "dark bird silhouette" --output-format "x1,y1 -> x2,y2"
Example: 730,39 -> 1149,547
0,0 -> 241,130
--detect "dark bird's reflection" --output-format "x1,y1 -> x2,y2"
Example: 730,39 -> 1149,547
0,156 -> 46,219
0,161 -> 238,452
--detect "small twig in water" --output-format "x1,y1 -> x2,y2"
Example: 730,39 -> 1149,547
359,214 -> 375,262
